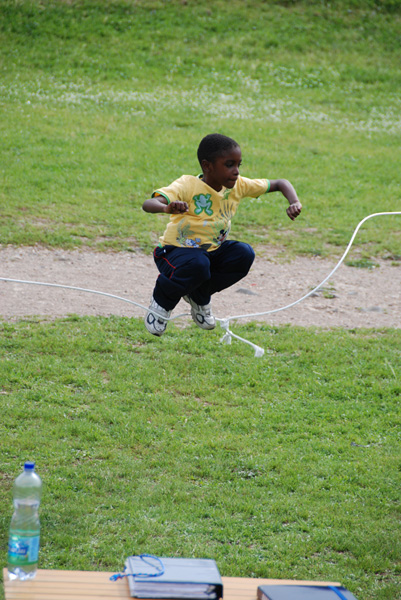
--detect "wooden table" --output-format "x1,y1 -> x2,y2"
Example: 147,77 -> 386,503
3,569 -> 341,600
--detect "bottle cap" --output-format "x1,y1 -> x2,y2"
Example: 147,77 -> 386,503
24,461 -> 35,470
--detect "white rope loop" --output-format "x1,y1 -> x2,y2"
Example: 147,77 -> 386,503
1,211 -> 400,357
222,211 -> 401,322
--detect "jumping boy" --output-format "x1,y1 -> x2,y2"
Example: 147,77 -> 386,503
142,133 -> 302,336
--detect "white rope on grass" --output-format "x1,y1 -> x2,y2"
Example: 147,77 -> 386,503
220,211 -> 401,323
0,279 -> 191,322
215,211 -> 401,356
0,211 -> 400,357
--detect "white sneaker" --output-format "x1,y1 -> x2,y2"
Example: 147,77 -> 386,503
145,297 -> 171,336
183,295 -> 216,330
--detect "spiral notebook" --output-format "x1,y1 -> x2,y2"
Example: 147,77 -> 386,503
125,556 -> 223,599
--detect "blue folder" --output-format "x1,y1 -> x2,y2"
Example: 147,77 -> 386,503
257,584 -> 358,600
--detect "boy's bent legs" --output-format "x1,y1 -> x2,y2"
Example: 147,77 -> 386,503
152,246 -> 211,311
190,241 -> 255,305
146,242 -> 253,335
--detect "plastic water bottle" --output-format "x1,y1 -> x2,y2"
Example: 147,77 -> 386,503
7,462 -> 42,581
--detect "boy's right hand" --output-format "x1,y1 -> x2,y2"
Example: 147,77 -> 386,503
142,196 -> 188,214
166,201 -> 189,214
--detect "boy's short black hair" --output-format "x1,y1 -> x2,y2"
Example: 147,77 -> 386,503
197,133 -> 239,166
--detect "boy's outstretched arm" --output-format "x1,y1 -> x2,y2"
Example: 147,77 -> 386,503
142,196 -> 189,214
268,179 -> 302,221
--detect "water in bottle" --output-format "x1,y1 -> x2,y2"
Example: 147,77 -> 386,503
7,461 -> 42,581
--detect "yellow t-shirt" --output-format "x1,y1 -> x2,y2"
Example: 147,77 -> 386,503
153,174 -> 270,252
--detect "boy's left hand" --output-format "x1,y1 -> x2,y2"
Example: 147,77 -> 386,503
287,201 -> 302,221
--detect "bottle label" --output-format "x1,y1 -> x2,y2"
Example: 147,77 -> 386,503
8,534 -> 40,565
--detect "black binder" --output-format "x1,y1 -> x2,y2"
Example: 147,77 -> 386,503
125,556 -> 223,599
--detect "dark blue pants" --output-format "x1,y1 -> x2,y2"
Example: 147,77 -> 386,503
152,240 -> 255,311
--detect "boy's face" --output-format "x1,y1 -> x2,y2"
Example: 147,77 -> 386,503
202,145 -> 242,191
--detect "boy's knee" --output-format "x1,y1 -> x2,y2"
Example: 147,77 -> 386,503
188,253 -> 210,281
237,243 -> 255,269
245,243 -> 255,262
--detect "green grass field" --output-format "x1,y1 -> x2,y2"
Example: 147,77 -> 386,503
1,0 -> 401,257
1,2 -> 401,599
